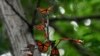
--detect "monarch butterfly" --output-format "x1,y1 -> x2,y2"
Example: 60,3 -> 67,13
37,7 -> 52,14
50,41 -> 60,56
50,47 -> 60,56
61,38 -> 83,44
36,40 -> 51,53
69,39 -> 83,45
35,24 -> 45,30
73,39 -> 83,44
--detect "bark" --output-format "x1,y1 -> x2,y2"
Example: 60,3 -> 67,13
0,0 -> 41,56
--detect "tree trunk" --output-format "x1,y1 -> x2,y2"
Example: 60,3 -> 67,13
0,0 -> 41,56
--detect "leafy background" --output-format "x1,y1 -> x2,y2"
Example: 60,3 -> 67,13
0,0 -> 100,56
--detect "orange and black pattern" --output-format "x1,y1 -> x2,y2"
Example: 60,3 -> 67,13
50,47 -> 60,56
37,7 -> 52,14
36,40 -> 51,53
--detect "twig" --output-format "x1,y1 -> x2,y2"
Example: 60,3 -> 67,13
46,0 -> 100,22
45,15 -> 50,41
50,24 -> 95,56
50,15 -> 100,22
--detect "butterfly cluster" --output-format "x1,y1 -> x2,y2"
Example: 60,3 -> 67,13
35,7 -> 60,56
35,40 -> 60,56
25,6 -> 83,56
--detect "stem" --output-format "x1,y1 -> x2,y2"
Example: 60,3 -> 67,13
45,14 -> 50,41
50,23 -> 94,56
49,15 -> 100,22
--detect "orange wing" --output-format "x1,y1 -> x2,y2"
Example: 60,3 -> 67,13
42,45 -> 48,52
36,40 -> 51,53
44,41 -> 51,47
50,47 -> 59,56
35,24 -> 45,31
42,41 -> 51,52
36,40 -> 42,46
73,39 -> 83,44
40,8 -> 48,14
36,40 -> 43,52
37,7 -> 52,14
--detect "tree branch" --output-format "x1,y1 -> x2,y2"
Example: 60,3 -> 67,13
5,0 -> 31,27
50,15 -> 100,22
50,24 -> 95,56
46,0 -> 100,22
69,41 -> 95,56
1,0 -> 41,56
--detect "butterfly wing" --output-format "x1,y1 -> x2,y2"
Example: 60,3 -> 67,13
37,7 -> 52,14
50,47 -> 60,56
44,41 -> 51,47
37,8 -> 47,14
36,40 -> 43,52
55,48 -> 59,55
35,24 -> 44,30
36,40 -> 42,46
42,41 -> 51,52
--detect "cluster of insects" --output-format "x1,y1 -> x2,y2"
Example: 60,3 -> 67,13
24,7 -> 83,56
5,0 -> 84,55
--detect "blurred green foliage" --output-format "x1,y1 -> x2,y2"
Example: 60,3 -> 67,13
0,0 -> 100,56
0,21 -> 10,54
